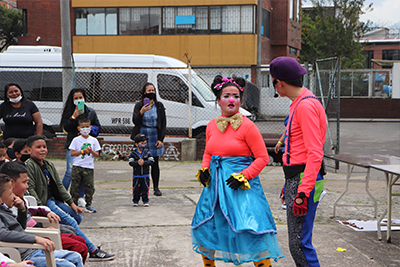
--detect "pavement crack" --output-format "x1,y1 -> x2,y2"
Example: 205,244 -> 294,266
183,193 -> 197,206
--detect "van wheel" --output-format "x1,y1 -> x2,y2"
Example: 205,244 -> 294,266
194,128 -> 206,140
43,127 -> 56,139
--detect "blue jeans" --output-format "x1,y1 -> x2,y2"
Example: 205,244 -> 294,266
62,149 -> 84,198
46,198 -> 96,252
29,249 -> 83,267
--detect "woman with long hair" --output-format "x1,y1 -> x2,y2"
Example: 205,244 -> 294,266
60,88 -> 100,208
131,82 -> 166,197
191,76 -> 284,266
0,83 -> 43,140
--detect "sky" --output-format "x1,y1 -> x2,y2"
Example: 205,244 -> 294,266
303,0 -> 400,27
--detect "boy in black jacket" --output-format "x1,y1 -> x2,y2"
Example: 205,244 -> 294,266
129,134 -> 154,207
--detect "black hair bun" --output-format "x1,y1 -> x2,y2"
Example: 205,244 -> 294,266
211,75 -> 223,97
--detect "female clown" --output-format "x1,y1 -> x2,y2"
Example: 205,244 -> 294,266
191,76 -> 284,266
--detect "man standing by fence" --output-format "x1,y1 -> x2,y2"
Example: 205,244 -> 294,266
270,57 -> 327,267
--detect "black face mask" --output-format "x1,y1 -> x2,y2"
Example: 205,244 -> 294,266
144,92 -> 156,100
20,154 -> 30,162
6,148 -> 16,160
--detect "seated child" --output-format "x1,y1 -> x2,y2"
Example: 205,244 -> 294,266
0,173 -> 84,267
0,161 -> 88,263
12,139 -> 30,163
0,251 -> 34,267
0,142 -> 6,167
25,135 -> 114,261
68,117 -> 100,213
129,134 -> 154,207
3,138 -> 16,162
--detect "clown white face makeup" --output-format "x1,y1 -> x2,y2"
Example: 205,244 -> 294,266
217,86 -> 240,117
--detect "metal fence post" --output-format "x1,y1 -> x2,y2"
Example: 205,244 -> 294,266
188,63 -> 192,138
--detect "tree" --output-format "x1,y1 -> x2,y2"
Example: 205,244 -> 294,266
299,0 -> 373,68
0,5 -> 23,52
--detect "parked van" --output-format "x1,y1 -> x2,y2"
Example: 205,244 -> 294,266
0,46 -> 252,137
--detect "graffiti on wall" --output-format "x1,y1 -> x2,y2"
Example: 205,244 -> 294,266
101,143 -> 134,159
162,143 -> 180,161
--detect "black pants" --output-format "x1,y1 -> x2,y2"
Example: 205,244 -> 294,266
132,177 -> 150,203
151,156 -> 160,189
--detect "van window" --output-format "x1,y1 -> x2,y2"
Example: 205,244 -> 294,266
157,74 -> 203,107
0,70 -> 62,101
76,72 -> 148,103
157,74 -> 188,103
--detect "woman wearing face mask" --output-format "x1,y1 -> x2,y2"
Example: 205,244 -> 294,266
131,82 -> 166,197
191,76 -> 284,267
60,88 -> 101,205
0,83 -> 43,141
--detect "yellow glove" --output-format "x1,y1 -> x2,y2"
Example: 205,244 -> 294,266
196,167 -> 210,187
226,172 -> 251,190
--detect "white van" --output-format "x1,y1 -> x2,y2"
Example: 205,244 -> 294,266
0,45 -> 252,138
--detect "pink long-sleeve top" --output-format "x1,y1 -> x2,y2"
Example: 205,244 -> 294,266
201,115 -> 269,179
283,88 -> 327,197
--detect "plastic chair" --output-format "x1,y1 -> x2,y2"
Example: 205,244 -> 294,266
0,241 -> 56,266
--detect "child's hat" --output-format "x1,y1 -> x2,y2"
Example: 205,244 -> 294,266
134,134 -> 148,143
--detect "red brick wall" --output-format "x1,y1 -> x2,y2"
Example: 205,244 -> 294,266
270,0 -> 302,59
17,0 -> 74,47
363,42 -> 400,69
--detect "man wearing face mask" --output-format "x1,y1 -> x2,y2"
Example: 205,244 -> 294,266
68,117 -> 101,214
0,83 -> 43,140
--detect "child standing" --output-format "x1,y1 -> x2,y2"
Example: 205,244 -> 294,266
129,134 -> 154,207
69,117 -> 100,213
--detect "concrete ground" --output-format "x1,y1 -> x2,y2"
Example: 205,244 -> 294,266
51,121 -> 400,266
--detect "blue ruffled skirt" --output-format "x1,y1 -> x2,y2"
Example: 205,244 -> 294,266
191,156 -> 284,265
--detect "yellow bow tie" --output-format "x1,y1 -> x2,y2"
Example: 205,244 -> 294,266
215,113 -> 243,133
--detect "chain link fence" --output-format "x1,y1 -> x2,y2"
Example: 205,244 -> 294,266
0,65 -> 391,151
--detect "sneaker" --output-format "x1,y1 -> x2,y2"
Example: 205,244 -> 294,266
154,188 -> 162,196
89,246 -> 115,261
132,202 -> 139,207
78,198 -> 86,208
85,204 -> 97,213
319,190 -> 327,202
143,202 -> 149,207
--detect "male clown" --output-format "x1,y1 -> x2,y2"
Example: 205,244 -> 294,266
270,57 -> 327,267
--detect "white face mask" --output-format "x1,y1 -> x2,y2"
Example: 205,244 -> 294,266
80,127 -> 91,136
74,98 -> 84,106
9,95 -> 22,103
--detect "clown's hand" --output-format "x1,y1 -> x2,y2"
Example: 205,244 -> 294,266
293,192 -> 308,216
196,168 -> 210,187
226,173 -> 250,190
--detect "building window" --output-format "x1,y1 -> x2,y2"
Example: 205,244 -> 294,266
289,46 -> 297,56
75,8 -> 117,35
289,0 -> 294,20
296,0 -> 300,21
361,50 -> 374,69
75,5 -> 255,36
382,50 -> 400,60
262,8 -> 270,38
119,7 -> 161,35
22,9 -> 28,36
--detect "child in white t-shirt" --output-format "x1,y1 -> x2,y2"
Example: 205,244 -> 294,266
69,117 -> 101,213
